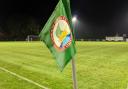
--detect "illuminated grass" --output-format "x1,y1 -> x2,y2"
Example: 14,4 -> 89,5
0,41 -> 128,89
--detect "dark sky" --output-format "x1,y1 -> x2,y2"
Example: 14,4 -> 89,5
72,0 -> 128,39
1,0 -> 128,39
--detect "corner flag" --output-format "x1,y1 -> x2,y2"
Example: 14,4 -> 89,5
39,0 -> 76,71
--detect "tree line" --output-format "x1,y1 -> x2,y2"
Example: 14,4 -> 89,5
0,15 -> 41,41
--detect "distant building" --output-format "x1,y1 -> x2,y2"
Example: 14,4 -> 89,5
126,38 -> 128,42
106,36 -> 124,41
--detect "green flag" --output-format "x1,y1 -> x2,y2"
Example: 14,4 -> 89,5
39,0 -> 76,71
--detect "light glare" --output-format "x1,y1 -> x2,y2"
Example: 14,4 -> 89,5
72,16 -> 77,23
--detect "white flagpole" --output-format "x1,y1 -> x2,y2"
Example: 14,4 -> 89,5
72,58 -> 78,89
72,16 -> 78,89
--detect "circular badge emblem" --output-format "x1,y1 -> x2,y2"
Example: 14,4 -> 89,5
51,16 -> 72,51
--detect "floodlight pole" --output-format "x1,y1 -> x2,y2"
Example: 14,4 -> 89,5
71,58 -> 78,89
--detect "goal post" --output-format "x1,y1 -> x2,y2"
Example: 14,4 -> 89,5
26,35 -> 39,42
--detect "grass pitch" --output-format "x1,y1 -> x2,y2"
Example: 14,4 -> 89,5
0,41 -> 128,89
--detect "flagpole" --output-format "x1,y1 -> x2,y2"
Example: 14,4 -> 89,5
72,58 -> 78,89
71,16 -> 78,89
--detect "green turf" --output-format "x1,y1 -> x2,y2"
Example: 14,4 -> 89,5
0,41 -> 128,89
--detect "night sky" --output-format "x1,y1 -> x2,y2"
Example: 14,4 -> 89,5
0,0 -> 128,40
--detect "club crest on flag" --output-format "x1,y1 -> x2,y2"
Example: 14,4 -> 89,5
51,16 -> 72,51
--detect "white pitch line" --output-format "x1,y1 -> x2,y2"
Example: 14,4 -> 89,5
0,67 -> 49,89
